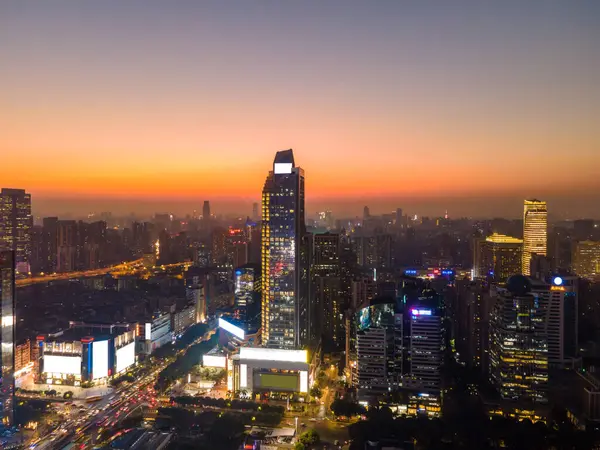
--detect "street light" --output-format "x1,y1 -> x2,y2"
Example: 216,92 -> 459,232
295,416 -> 298,436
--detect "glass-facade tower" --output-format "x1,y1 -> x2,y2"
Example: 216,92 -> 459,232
0,188 -> 32,274
522,199 -> 547,276
0,251 -> 15,426
261,150 -> 306,349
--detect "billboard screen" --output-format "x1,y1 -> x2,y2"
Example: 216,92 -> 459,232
256,373 -> 299,391
92,340 -> 109,379
115,341 -> 135,373
218,317 -> 245,340
239,347 -> 307,363
44,355 -> 81,375
202,354 -> 226,368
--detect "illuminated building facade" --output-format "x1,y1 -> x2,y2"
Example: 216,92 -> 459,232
489,276 -> 548,403
36,323 -> 136,386
261,149 -> 307,349
573,240 -> 600,281
0,188 -> 32,273
522,199 -> 547,276
0,251 -> 15,425
530,276 -> 578,368
473,233 -> 523,281
231,347 -> 310,395
234,264 -> 261,332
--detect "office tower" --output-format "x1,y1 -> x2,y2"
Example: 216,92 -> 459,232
261,149 -> 306,349
407,298 -> 444,394
0,251 -> 15,426
234,264 -> 261,331
522,199 -> 547,276
56,220 -> 78,272
225,227 -> 248,268
0,188 -> 32,273
454,279 -> 492,373
311,232 -> 342,349
202,201 -> 211,221
530,276 -> 578,368
573,241 -> 600,281
252,202 -> 259,222
473,233 -> 523,281
354,300 -> 396,395
489,276 -> 548,403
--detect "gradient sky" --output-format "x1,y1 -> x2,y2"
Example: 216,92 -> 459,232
1,1 -> 599,218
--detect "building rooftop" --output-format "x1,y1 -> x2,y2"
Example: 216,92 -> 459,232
273,149 -> 295,166
485,232 -> 523,244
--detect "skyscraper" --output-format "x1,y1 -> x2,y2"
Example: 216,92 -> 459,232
473,233 -> 523,281
522,199 -> 547,276
202,201 -> 211,221
0,251 -> 15,426
489,276 -> 548,403
0,188 -> 32,273
261,149 -> 306,349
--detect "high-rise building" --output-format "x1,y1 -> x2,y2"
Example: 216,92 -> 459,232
202,201 -> 211,221
234,264 -> 261,332
261,149 -> 306,349
489,276 -> 548,403
473,233 -> 523,281
311,232 -> 342,349
42,217 -> 59,274
252,202 -> 259,222
0,251 -> 15,425
573,241 -> 600,281
522,199 -> 547,276
363,206 -> 370,221
56,220 -> 78,272
0,188 -> 32,273
530,275 -> 578,368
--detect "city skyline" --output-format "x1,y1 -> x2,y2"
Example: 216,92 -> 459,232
2,1 -> 599,218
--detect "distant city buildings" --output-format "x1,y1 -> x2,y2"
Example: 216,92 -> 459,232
261,150 -> 307,349
522,199 -> 547,276
0,188 -> 32,273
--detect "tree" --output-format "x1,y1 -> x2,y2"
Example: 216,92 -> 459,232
294,442 -> 306,450
310,386 -> 322,400
63,391 -> 73,400
298,429 -> 320,446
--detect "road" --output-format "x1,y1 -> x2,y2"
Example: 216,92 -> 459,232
27,326 -> 216,450
16,259 -> 145,287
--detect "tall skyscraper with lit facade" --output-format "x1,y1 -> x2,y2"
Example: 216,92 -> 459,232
261,150 -> 306,349
0,188 -> 32,273
522,199 -> 547,276
489,276 -> 548,403
0,251 -> 15,426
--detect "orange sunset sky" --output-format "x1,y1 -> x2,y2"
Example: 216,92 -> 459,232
1,1 -> 599,218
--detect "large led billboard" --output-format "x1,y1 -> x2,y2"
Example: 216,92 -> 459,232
257,373 -> 298,391
218,317 -> 245,340
202,354 -> 226,368
44,355 -> 81,375
115,342 -> 135,374
92,340 -> 109,379
239,347 -> 307,363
